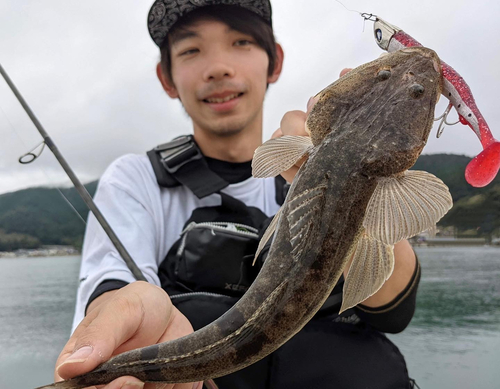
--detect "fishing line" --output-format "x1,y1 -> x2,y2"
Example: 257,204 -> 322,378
333,0 -> 376,32
334,0 -> 362,14
0,100 -> 88,225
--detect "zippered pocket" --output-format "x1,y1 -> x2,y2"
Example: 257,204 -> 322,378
174,222 -> 261,295
170,291 -> 240,330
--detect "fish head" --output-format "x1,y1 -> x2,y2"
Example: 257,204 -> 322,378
373,17 -> 401,51
307,47 -> 442,177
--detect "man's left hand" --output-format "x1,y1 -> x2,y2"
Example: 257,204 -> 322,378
272,96 -> 318,182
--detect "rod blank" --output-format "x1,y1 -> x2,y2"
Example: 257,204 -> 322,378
0,63 -> 147,282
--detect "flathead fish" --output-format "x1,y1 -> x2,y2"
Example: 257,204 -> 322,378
37,47 -> 452,389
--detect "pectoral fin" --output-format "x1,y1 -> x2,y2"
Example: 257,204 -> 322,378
252,136 -> 314,178
253,207 -> 283,266
363,170 -> 453,245
340,232 -> 394,313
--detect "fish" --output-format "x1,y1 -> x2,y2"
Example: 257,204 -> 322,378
36,47 -> 452,389
372,16 -> 500,188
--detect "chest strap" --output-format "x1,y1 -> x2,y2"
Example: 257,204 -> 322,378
147,135 -> 229,199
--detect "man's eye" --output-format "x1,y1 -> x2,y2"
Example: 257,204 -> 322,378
235,39 -> 253,46
179,48 -> 199,56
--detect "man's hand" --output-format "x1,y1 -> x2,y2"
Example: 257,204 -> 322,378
273,68 -> 353,183
55,281 -> 202,389
272,96 -> 318,182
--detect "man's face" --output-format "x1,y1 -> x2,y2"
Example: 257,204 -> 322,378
161,19 -> 279,137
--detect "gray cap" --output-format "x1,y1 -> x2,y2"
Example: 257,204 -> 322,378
148,0 -> 273,47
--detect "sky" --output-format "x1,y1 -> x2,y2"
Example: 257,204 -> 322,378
1,0 -> 499,195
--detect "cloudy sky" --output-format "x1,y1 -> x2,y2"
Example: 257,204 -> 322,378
1,0 -> 499,195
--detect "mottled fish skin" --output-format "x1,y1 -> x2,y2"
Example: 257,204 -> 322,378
36,47 -> 441,389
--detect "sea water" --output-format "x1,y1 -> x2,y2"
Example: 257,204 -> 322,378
0,247 -> 499,389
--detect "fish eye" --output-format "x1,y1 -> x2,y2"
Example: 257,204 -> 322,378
409,84 -> 425,99
377,69 -> 391,81
375,29 -> 382,42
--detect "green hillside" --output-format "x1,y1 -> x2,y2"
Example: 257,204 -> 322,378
0,153 -> 499,251
0,182 -> 97,250
411,154 -> 500,201
412,154 -> 500,239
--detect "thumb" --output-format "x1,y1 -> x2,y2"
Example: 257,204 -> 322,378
306,96 -> 320,115
56,294 -> 146,380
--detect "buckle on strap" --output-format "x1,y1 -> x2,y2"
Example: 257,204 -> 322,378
155,135 -> 202,174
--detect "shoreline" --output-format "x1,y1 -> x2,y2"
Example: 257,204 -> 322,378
0,246 -> 79,258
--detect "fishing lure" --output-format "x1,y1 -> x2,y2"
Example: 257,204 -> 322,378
371,15 -> 500,188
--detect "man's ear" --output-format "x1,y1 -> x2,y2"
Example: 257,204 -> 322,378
156,63 -> 179,98
267,43 -> 284,84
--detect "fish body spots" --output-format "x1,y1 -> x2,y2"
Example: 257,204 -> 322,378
141,367 -> 166,382
141,345 -> 160,361
234,332 -> 269,366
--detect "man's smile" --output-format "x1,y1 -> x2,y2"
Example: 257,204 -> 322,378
203,92 -> 244,104
202,91 -> 245,112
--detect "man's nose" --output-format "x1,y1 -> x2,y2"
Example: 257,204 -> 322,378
203,60 -> 235,81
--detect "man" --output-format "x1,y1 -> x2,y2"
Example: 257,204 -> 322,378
54,1 -> 420,388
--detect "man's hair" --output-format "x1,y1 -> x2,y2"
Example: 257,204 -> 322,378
159,5 -> 277,83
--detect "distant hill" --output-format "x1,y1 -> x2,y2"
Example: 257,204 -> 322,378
411,154 -> 499,202
0,153 -> 499,251
0,182 -> 97,250
412,154 -> 500,239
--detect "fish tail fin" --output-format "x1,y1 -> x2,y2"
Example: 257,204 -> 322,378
465,140 -> 500,187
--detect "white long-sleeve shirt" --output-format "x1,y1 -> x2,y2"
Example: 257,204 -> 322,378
72,153 -> 280,332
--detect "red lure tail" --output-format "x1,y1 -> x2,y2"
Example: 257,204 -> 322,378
465,141 -> 500,187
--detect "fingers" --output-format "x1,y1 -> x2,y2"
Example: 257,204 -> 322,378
279,110 -> 308,137
339,68 -> 353,77
54,281 -> 199,389
269,96 -> 320,183
306,96 -> 320,114
279,165 -> 300,184
56,291 -> 145,380
56,282 -> 173,381
157,306 -> 195,343
92,376 -> 200,389
273,95 -> 320,140
271,128 -> 282,139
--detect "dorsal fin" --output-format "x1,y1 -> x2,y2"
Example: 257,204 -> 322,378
287,185 -> 327,261
252,207 -> 283,266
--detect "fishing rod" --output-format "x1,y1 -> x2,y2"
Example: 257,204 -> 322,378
0,62 -> 147,282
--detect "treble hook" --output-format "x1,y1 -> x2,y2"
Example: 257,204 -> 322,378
19,141 -> 46,164
434,102 -> 460,138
